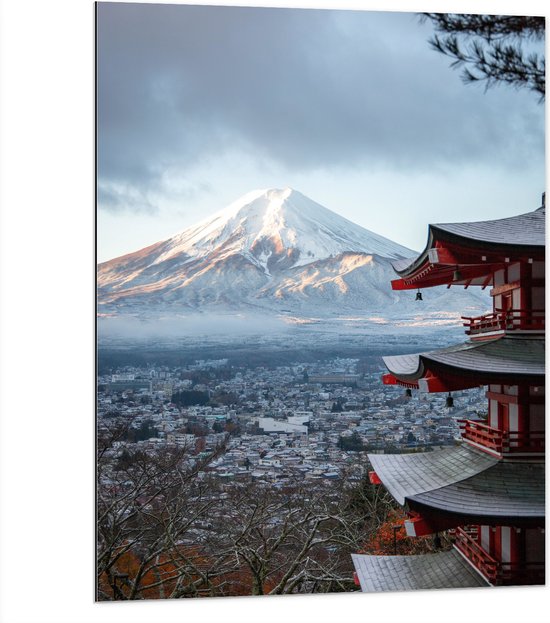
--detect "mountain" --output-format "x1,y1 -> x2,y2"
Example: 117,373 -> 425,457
97,188 -> 489,323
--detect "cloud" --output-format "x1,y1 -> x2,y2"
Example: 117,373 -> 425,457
96,3 -> 544,211
98,180 -> 159,214
98,170 -> 213,215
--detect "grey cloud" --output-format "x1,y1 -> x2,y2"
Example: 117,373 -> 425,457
97,180 -> 159,214
98,174 -> 214,215
97,3 -> 544,209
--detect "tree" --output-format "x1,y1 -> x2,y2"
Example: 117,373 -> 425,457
210,390 -> 238,407
172,389 -> 209,406
224,420 -> 241,436
359,508 -> 438,556
127,419 -> 158,443
421,13 -> 545,99
97,424 -> 397,599
337,431 -> 364,452
97,423 -> 232,600
215,466 -> 398,596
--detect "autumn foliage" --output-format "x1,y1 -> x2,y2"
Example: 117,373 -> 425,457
97,546 -> 281,599
360,509 -> 436,556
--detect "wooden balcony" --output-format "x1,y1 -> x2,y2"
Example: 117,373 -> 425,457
458,419 -> 545,455
462,309 -> 545,336
454,527 -> 545,586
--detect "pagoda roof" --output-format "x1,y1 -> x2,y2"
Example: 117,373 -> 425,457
409,461 -> 545,519
382,336 -> 545,388
368,446 -> 544,521
390,205 -> 545,290
431,206 -> 545,249
369,445 -> 497,505
352,550 -> 489,592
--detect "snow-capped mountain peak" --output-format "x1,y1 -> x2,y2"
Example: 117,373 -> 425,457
149,187 -> 413,269
97,188 -> 489,322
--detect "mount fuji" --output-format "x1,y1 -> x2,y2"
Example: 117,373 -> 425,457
97,188 -> 489,327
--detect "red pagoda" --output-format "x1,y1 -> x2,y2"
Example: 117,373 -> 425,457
353,196 -> 545,591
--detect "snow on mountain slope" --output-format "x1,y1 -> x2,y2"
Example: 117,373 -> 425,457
146,187 -> 412,267
97,188 -> 489,321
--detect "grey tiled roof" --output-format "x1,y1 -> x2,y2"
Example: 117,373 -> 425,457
391,256 -> 417,273
369,446 -> 544,518
381,352 -> 423,378
410,461 -> 545,518
383,336 -> 545,381
426,337 -> 545,377
368,446 -> 498,505
352,550 -> 490,592
391,206 -> 544,276
433,207 -> 545,247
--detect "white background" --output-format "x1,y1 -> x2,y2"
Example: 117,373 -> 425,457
0,0 -> 547,621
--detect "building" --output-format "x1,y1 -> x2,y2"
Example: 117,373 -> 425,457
353,196 -> 545,591
106,379 -> 152,394
256,417 -> 309,435
308,374 -> 361,385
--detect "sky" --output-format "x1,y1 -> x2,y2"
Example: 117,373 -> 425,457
96,1 -> 545,262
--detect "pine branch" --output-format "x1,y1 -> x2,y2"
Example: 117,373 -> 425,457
421,13 -> 545,99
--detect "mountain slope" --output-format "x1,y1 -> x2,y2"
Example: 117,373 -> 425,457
97,188 -> 489,320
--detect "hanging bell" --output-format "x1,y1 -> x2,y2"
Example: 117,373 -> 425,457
404,388 -> 412,398
453,268 -> 462,282
445,393 -> 454,408
415,289 -> 423,301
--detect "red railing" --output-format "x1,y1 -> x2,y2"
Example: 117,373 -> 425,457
462,309 -> 545,336
454,527 -> 545,585
454,526 -> 499,582
458,419 -> 545,454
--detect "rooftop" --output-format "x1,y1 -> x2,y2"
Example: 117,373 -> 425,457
432,206 -> 545,248
409,460 -> 545,519
352,550 -> 489,592
383,336 -> 545,386
369,446 -> 545,520
369,445 -> 497,505
390,204 -> 545,290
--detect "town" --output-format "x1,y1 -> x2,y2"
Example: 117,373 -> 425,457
98,353 -> 487,485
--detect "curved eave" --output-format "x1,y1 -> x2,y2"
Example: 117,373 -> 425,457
391,261 -> 500,290
368,448 -> 544,523
352,550 -> 489,592
390,207 -> 545,290
368,446 -> 497,506
390,228 -> 436,282
407,461 -> 545,521
383,337 -> 545,390
423,337 -> 545,382
382,353 -> 424,382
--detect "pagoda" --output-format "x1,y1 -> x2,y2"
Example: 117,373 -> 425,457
353,196 -> 545,591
